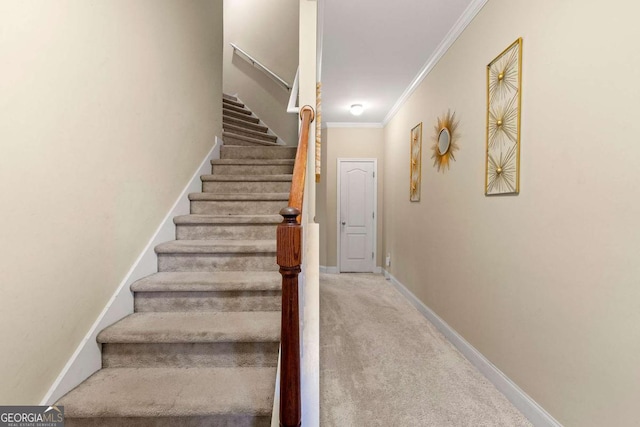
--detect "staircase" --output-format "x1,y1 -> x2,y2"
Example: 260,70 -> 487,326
57,94 -> 295,426
222,94 -> 282,147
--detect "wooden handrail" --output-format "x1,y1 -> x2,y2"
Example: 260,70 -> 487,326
288,106 -> 315,212
277,105 -> 314,427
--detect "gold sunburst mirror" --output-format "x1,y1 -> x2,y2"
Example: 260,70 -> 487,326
431,110 -> 459,172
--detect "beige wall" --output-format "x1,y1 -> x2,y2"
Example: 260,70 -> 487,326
223,0 -> 299,144
318,127 -> 384,268
383,0 -> 640,425
0,0 -> 223,404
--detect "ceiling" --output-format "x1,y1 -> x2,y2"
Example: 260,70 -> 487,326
320,0 -> 478,124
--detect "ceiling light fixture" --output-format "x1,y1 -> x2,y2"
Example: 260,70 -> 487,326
350,104 -> 364,116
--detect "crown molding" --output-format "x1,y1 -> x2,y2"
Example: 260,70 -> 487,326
382,0 -> 489,126
324,122 -> 383,129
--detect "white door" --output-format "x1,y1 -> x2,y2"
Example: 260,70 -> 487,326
339,160 -> 376,272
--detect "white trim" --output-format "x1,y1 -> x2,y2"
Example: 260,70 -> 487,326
287,68 -> 300,114
301,223 -> 320,427
324,122 -> 383,129
270,348 -> 282,427
316,0 -> 325,82
383,270 -> 563,427
382,0 -> 488,126
41,138 -> 222,405
319,266 -> 380,274
336,158 -> 378,273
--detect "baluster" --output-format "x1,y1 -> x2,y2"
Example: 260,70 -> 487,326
278,207 -> 302,427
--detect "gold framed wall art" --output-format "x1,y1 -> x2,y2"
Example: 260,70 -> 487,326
410,123 -> 422,202
315,82 -> 322,182
431,110 -> 459,173
485,37 -> 522,195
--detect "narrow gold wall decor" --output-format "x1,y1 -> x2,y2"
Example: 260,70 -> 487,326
410,123 -> 422,202
431,110 -> 459,173
315,81 -> 322,182
486,37 -> 522,195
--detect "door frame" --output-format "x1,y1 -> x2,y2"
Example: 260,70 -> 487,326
336,158 -> 378,273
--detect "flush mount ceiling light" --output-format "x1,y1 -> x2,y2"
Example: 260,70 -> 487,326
350,104 -> 364,116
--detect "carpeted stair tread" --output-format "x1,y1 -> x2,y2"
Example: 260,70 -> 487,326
223,93 -> 238,102
223,132 -> 281,147
97,312 -> 280,343
222,98 -> 245,109
58,367 -> 276,418
211,159 -> 294,166
174,214 -> 282,225
220,146 -> 297,160
155,239 -> 276,255
224,122 -> 271,136
131,271 -> 282,293
189,192 -> 289,201
223,115 -> 269,133
223,109 -> 260,123
223,103 -> 253,116
201,174 -> 292,182
223,123 -> 275,139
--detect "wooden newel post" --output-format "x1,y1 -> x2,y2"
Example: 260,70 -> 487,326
277,206 -> 302,427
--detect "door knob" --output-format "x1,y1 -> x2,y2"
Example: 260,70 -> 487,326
341,221 -> 346,225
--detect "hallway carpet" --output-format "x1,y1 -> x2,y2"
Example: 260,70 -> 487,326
320,273 -> 532,427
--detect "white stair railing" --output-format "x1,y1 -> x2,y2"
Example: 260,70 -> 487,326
287,69 -> 300,114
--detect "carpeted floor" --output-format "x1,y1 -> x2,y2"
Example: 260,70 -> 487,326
320,273 -> 532,427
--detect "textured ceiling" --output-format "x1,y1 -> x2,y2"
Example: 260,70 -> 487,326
321,0 -> 475,124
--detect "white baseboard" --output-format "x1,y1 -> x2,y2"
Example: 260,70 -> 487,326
41,138 -> 222,405
319,266 -> 381,274
383,270 -> 563,427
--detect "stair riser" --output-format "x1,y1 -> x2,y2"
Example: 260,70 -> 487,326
212,164 -> 293,175
191,200 -> 286,215
223,135 -> 275,147
202,181 -> 291,193
221,146 -> 296,160
65,415 -> 271,427
158,253 -> 278,272
134,291 -> 281,312
177,224 -> 277,240
102,342 -> 279,368
223,116 -> 268,133
223,126 -> 276,142
223,109 -> 259,123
